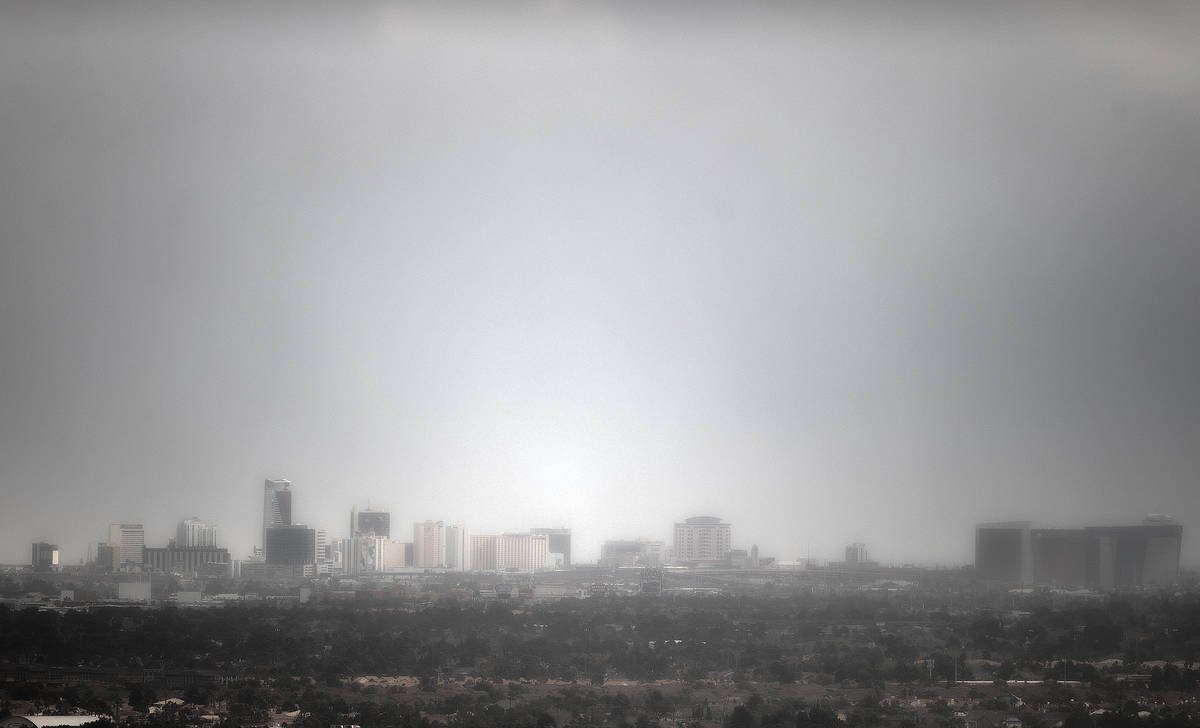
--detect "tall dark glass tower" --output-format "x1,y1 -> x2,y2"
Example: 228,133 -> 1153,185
263,479 -> 292,548
351,505 -> 390,538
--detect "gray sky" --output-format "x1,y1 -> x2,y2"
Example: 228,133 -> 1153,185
2,2 -> 1199,567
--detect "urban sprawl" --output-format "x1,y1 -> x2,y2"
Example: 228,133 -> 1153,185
4,480 -> 1196,728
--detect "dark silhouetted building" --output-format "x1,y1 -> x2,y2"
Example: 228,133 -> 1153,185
351,505 -> 390,539
1031,528 -> 1087,587
95,543 -> 118,571
531,527 -> 572,568
265,525 -> 316,566
263,478 -> 292,547
975,522 -> 1032,584
976,517 -> 1182,588
1084,519 -> 1182,588
31,542 -> 59,571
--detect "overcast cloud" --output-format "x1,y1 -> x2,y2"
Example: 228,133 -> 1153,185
2,2 -> 1199,566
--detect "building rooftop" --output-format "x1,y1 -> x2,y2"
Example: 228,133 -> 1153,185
2,716 -> 103,728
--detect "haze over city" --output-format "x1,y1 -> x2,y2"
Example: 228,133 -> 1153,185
2,3 -> 1199,568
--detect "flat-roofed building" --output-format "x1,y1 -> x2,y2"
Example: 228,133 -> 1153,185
530,527 -> 571,568
446,522 -> 470,571
108,523 -> 145,565
471,534 -> 497,571
31,542 -> 59,572
1031,528 -> 1087,587
413,520 -> 445,568
3,715 -> 103,728
975,522 -> 1032,584
376,539 -> 410,571
117,581 -> 151,602
600,540 -> 665,569
1085,520 -> 1182,588
976,517 -> 1183,588
144,545 -> 231,577
177,517 -> 217,547
351,506 -> 390,539
673,516 -> 731,565
265,525 -> 316,566
496,533 -> 549,572
96,543 -> 118,571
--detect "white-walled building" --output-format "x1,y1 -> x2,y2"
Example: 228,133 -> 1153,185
108,523 -> 145,565
446,522 -> 470,571
468,531 -> 551,572
496,533 -> 549,572
845,542 -> 869,564
470,534 -> 497,571
177,517 -> 217,547
673,516 -> 731,564
376,539 -> 409,571
413,520 -> 445,568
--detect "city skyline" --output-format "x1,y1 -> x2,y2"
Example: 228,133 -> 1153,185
4,474 -> 1192,573
3,5 -> 1199,570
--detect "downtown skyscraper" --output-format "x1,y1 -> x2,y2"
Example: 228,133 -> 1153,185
263,479 -> 292,548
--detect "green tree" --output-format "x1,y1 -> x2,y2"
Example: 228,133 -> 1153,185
728,705 -> 756,728
127,684 -> 157,713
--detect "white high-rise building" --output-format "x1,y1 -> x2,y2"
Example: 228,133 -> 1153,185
314,529 -> 332,573
108,523 -> 145,565
496,533 -> 549,572
177,517 -> 217,547
673,516 -> 731,564
446,522 -> 470,571
465,532 -> 550,572
470,534 -> 497,571
413,520 -> 445,568
845,542 -> 869,564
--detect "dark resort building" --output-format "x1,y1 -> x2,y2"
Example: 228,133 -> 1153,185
975,516 -> 1182,588
1031,528 -> 1087,587
265,525 -> 317,566
1085,521 -> 1183,587
975,522 -> 1031,583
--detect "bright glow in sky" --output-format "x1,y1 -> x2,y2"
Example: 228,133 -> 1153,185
2,3 -> 1199,566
